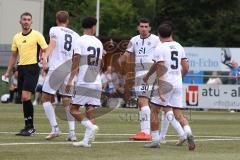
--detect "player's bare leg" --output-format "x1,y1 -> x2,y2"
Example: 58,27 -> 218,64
173,108 -> 196,150
70,104 -> 98,147
42,92 -> 61,140
62,96 -> 76,141
86,105 -> 96,124
129,97 -> 151,140
144,103 -> 160,148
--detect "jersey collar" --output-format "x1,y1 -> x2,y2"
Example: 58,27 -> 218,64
22,29 -> 32,36
140,33 -> 151,39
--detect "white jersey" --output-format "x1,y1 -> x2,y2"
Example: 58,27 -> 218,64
74,35 -> 103,85
153,41 -> 187,88
126,34 -> 160,76
48,26 -> 80,70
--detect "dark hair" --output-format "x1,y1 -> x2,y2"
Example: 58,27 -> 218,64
137,18 -> 150,25
56,11 -> 69,23
158,23 -> 173,38
161,20 -> 173,28
81,16 -> 97,29
20,12 -> 32,19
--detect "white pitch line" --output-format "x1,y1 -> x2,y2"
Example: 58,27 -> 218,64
1,138 -> 240,146
0,131 -> 240,139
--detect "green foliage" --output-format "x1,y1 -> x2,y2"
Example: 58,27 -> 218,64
100,0 -> 138,36
153,0 -> 240,47
44,0 -> 95,37
44,0 -> 240,47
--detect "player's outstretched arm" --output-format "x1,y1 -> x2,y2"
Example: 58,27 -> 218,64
65,54 -> 80,93
143,61 -> 157,83
181,58 -> 189,76
156,61 -> 167,102
4,51 -> 18,77
42,39 -> 56,70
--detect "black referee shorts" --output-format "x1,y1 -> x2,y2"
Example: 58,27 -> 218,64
17,64 -> 40,93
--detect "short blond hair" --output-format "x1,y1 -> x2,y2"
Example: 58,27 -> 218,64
56,11 -> 69,23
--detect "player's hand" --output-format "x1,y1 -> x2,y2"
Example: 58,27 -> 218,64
158,89 -> 166,102
143,75 -> 149,83
3,72 -> 9,78
2,72 -> 10,83
159,94 -> 166,102
65,80 -> 72,94
41,57 -> 48,71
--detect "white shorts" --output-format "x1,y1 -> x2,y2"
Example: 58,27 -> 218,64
42,70 -> 73,96
134,71 -> 155,98
150,87 -> 183,108
71,84 -> 102,106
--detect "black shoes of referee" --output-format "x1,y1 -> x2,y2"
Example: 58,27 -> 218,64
16,126 -> 36,136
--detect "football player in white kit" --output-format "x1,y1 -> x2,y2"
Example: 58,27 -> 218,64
65,16 -> 102,148
41,11 -> 80,141
119,18 -> 160,140
144,23 -> 195,150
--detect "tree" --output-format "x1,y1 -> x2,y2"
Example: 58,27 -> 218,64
100,0 -> 138,36
44,0 -> 240,47
153,0 -> 240,47
44,0 -> 93,37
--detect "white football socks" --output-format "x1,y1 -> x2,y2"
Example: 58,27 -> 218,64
159,111 -> 169,140
151,130 -> 160,142
81,118 -> 96,144
166,111 -> 185,138
82,128 -> 92,144
81,118 -> 95,130
183,125 -> 193,136
65,106 -> 75,132
140,106 -> 151,134
43,102 -> 58,132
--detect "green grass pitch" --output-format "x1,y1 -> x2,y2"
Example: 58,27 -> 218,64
0,103 -> 240,160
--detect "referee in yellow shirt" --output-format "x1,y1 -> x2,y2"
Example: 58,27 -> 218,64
4,12 -> 48,136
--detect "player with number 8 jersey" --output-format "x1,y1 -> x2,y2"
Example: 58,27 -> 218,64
41,11 -> 80,141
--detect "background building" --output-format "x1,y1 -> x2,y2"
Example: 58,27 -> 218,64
0,0 -> 44,67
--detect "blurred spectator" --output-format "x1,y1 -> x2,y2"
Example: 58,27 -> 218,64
33,69 -> 46,106
7,68 -> 20,103
101,66 -> 125,107
101,66 -> 120,95
228,61 -> 240,84
206,71 -> 222,85
183,71 -> 204,84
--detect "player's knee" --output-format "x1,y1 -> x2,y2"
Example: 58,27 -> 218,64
62,97 -> 70,107
137,98 -> 148,107
41,93 -> 51,103
86,106 -> 94,114
166,111 -> 175,121
174,114 -> 185,125
21,94 -> 30,101
174,114 -> 181,121
70,107 -> 77,116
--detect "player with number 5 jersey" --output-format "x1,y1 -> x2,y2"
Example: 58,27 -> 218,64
41,11 -> 80,141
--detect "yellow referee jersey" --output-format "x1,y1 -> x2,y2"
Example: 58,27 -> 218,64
11,29 -> 48,65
